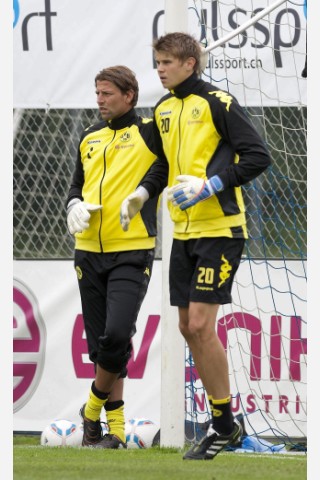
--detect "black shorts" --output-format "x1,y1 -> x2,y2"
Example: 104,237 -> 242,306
74,249 -> 154,375
169,237 -> 245,307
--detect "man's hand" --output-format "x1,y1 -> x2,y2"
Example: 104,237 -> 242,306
67,199 -> 102,235
120,186 -> 149,231
167,174 -> 224,210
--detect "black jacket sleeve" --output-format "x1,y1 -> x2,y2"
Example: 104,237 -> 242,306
66,140 -> 84,208
140,118 -> 169,198
207,89 -> 271,188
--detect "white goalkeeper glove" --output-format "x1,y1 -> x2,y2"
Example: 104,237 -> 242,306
67,199 -> 102,235
120,186 -> 149,232
167,174 -> 224,211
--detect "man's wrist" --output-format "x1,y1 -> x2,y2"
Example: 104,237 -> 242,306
67,198 -> 81,215
136,185 -> 149,202
207,175 -> 224,194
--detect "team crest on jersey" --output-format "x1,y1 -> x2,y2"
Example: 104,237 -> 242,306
191,107 -> 201,119
188,106 -> 203,125
120,131 -> 131,142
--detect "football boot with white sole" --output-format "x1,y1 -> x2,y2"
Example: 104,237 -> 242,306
183,419 -> 242,460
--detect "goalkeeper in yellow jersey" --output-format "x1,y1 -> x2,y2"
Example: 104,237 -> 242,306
66,66 -> 165,449
120,33 -> 271,460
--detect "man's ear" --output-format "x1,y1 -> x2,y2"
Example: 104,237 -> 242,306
126,89 -> 135,104
185,56 -> 197,72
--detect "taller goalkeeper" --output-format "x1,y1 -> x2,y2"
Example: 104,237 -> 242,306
120,33 -> 271,460
66,65 -> 164,449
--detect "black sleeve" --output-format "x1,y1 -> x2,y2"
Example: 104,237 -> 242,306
209,92 -> 271,189
138,118 -> 156,155
66,140 -> 84,208
140,118 -> 169,198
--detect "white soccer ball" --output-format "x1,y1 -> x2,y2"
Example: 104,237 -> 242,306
125,418 -> 159,449
40,419 -> 83,447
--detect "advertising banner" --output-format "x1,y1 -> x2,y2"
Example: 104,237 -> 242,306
13,0 -> 307,108
13,259 -> 306,438
13,260 -> 162,432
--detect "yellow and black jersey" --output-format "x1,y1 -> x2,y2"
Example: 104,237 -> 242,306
67,109 -> 163,253
141,73 -> 271,240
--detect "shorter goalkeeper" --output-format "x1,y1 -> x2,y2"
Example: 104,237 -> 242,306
66,65 -> 164,450
121,32 -> 271,461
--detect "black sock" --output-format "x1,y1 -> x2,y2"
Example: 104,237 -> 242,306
208,395 -> 234,435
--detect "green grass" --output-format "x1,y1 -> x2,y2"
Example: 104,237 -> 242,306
14,436 -> 307,480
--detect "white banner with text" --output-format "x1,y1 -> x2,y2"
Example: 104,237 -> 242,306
13,0 -> 307,108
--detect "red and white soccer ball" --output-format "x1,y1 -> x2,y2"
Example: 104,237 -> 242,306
40,419 -> 83,447
125,418 -> 159,449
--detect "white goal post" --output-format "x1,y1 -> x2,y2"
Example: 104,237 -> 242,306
160,0 -> 188,449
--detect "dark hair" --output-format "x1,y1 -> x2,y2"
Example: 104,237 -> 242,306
153,32 -> 201,75
95,65 -> 139,107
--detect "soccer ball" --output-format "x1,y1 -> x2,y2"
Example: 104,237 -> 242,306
125,418 -> 159,449
40,419 -> 83,447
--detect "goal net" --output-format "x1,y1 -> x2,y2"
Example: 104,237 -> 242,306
184,0 -> 307,450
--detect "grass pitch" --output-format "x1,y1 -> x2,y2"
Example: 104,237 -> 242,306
14,435 -> 306,480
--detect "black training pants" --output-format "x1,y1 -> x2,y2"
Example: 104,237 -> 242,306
74,249 -> 154,376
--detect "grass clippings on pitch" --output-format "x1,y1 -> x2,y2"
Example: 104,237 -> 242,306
13,435 -> 306,480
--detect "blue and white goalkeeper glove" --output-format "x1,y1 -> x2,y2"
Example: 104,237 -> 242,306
167,174 -> 224,210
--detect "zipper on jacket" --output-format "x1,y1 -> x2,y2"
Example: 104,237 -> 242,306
98,130 -> 116,252
177,99 -> 190,233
